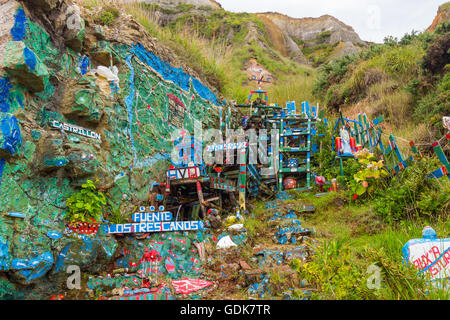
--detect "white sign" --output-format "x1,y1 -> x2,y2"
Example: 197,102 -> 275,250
402,227 -> 450,282
166,166 -> 200,180
51,120 -> 101,141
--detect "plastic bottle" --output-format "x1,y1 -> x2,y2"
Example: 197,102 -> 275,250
331,179 -> 338,192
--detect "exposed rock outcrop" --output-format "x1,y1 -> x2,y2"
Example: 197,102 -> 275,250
259,12 -> 363,44
427,2 -> 450,32
257,13 -> 308,64
331,41 -> 360,59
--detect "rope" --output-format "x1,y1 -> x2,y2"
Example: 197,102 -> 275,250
380,131 -> 449,147
175,205 -> 182,222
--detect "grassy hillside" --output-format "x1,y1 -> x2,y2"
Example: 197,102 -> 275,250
80,0 -> 316,105
296,31 -> 364,67
313,22 -> 450,151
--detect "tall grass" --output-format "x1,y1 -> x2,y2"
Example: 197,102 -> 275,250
269,73 -> 317,106
79,0 -> 317,105
290,191 -> 449,300
124,1 -> 230,88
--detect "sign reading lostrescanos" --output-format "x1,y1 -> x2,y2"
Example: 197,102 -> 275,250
50,120 -> 101,141
107,206 -> 204,234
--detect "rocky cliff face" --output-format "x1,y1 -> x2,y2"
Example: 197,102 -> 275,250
258,12 -> 363,63
135,1 -> 365,69
427,2 -> 450,31
256,13 -> 308,64
0,0 -> 222,299
259,12 -> 363,44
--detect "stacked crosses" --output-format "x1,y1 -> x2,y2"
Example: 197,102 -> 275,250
427,134 -> 450,180
381,134 -> 414,175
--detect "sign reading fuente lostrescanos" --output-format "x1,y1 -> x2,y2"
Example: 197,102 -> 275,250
107,206 -> 204,234
50,120 -> 101,141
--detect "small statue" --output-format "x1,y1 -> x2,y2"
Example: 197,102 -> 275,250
339,126 -> 353,155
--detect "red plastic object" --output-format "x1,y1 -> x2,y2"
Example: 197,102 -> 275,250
350,137 -> 356,150
335,137 -> 342,152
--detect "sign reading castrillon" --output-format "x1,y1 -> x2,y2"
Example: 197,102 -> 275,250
50,120 -> 101,141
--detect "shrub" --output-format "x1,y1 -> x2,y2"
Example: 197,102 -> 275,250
65,179 -> 106,223
422,24 -> 450,75
348,150 -> 389,200
97,7 -> 120,26
373,158 -> 449,222
380,44 -> 424,81
414,72 -> 450,128
312,54 -> 358,97
291,239 -> 369,299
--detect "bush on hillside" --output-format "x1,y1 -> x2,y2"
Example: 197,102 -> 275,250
97,7 -> 120,26
313,54 -> 358,97
373,158 -> 450,223
422,29 -> 450,75
414,72 -> 450,127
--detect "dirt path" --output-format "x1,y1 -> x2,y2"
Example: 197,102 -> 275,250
204,196 -> 317,300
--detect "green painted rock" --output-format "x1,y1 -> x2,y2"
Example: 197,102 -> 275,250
60,75 -> 109,124
3,41 -> 49,93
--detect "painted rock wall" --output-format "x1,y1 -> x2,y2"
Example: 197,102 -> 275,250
0,0 -> 221,299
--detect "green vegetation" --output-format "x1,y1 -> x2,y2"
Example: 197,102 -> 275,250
122,2 -> 315,104
372,158 -> 450,222
314,22 -> 450,144
297,31 -> 344,67
244,215 -> 264,239
347,150 -> 388,199
97,6 -> 120,26
285,191 -> 450,300
65,179 -> 106,223
313,115 -> 449,223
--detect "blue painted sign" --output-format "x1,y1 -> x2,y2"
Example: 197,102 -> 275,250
7,212 -> 25,218
108,221 -> 204,234
107,206 -> 204,234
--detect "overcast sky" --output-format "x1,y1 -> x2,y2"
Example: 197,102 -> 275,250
217,0 -> 444,43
